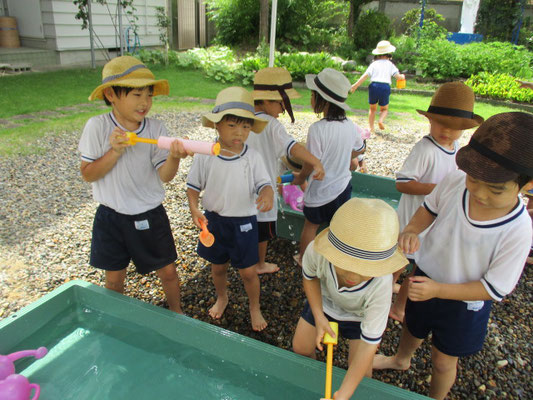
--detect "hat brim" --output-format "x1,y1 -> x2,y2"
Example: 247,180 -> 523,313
314,227 -> 408,277
456,145 -> 519,183
305,75 -> 351,111
253,88 -> 301,101
281,155 -> 303,172
416,110 -> 484,130
372,46 -> 396,55
202,108 -> 267,133
89,78 -> 170,101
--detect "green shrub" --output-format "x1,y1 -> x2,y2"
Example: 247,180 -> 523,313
205,0 -> 258,45
352,9 -> 393,51
401,7 -> 447,41
466,72 -> 533,103
476,0 -> 519,42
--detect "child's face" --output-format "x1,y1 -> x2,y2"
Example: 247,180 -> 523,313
465,175 -> 522,215
216,118 -> 252,153
262,100 -> 285,118
334,266 -> 371,287
429,118 -> 463,149
105,87 -> 153,130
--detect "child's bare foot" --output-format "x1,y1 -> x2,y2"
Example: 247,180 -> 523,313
373,354 -> 410,371
208,296 -> 228,319
378,122 -> 385,130
293,254 -> 302,267
250,309 -> 267,331
256,262 -> 280,274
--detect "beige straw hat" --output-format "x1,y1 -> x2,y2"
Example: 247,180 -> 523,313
416,81 -> 484,130
372,40 -> 396,55
305,68 -> 352,111
202,87 -> 267,133
314,198 -> 408,277
89,56 -> 169,101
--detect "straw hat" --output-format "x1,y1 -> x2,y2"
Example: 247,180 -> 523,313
202,87 -> 267,133
456,112 -> 533,183
314,198 -> 407,277
281,143 -> 306,172
416,82 -> 484,130
305,68 -> 352,111
372,40 -> 396,55
89,56 -> 169,101
253,67 -> 301,123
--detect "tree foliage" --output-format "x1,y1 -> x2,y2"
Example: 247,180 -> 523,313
476,0 -> 521,42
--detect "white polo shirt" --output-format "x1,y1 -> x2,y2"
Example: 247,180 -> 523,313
302,241 -> 393,344
416,170 -> 531,301
365,59 -> 400,85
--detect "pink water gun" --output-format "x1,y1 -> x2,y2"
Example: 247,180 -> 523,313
125,132 -> 221,156
282,185 -> 304,212
0,347 -> 47,400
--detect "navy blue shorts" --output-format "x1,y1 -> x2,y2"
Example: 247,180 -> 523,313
198,211 -> 259,269
258,220 -> 277,242
90,204 -> 177,274
405,269 -> 492,357
368,82 -> 391,106
303,182 -> 352,225
301,301 -> 362,340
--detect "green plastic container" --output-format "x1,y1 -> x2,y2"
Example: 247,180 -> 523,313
0,281 -> 429,399
277,171 -> 401,241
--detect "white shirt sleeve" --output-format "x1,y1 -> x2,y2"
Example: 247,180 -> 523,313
423,170 -> 462,215
271,118 -> 297,159
78,117 -> 108,162
302,241 -> 319,280
360,277 -> 393,344
186,154 -> 205,192
353,122 -> 365,152
396,142 -> 430,183
252,151 -> 273,194
307,123 -> 322,159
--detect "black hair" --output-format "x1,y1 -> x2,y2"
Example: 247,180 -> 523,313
220,114 -> 255,126
312,90 -> 347,121
103,85 -> 154,105
515,174 -> 532,189
254,100 -> 265,106
374,54 -> 392,61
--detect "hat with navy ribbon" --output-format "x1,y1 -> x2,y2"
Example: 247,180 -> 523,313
89,56 -> 169,101
314,198 -> 408,276
305,68 -> 352,111
202,87 -> 267,133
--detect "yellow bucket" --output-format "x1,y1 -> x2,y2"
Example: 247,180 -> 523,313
396,79 -> 406,89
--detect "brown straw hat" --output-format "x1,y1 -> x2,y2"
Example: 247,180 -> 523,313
314,198 -> 408,277
202,87 -> 267,133
416,82 -> 484,130
456,112 -> 533,183
89,56 -> 169,101
253,67 -> 301,123
280,142 -> 306,172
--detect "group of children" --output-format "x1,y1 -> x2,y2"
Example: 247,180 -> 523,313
78,50 -> 532,400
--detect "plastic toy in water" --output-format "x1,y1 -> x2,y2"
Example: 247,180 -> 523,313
396,78 -> 406,89
321,322 -> 338,400
125,132 -> 221,156
282,185 -> 304,212
0,346 -> 47,400
277,173 -> 294,184
199,219 -> 215,247
361,127 -> 371,141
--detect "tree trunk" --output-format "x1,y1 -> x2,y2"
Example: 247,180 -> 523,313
347,1 -> 354,37
259,0 -> 269,44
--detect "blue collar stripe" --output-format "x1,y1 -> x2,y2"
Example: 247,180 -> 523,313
328,231 -> 396,260
102,64 -> 148,83
212,101 -> 255,114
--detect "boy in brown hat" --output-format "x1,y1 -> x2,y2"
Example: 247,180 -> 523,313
390,81 -> 483,322
248,67 -> 324,274
374,112 -> 533,400
79,56 -> 191,313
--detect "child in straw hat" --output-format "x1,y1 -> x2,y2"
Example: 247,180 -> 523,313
78,56 -> 191,313
186,87 -> 274,331
292,68 -> 366,267
390,81 -> 484,322
350,40 -> 406,133
248,67 -> 325,274
292,197 -> 408,400
374,112 -> 533,400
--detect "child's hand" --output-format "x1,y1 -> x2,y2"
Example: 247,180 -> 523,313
408,276 -> 439,301
169,137 -> 193,159
349,85 -> 357,94
256,186 -> 274,212
291,173 -> 305,186
191,209 -> 206,229
312,163 -> 325,181
333,391 -> 350,400
315,315 -> 335,352
110,128 -> 129,155
398,232 -> 420,254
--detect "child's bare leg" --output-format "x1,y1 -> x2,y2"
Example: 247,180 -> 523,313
348,339 -> 374,378
296,219 -> 320,266
239,265 -> 267,331
373,326 -> 423,371
256,241 -> 279,274
155,263 -> 183,314
368,103 -> 378,133
389,278 -> 409,322
292,317 -> 317,359
378,105 -> 389,129
105,269 -> 127,293
209,262 -> 229,319
429,347 -> 458,400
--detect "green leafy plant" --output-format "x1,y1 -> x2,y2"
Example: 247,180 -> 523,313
352,9 -> 393,51
466,72 -> 533,103
401,7 -> 447,41
155,6 -> 170,65
476,0 -> 520,42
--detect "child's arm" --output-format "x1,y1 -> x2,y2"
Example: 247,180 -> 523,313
396,180 -> 436,195
256,185 -> 274,212
350,73 -> 369,93
394,73 -> 406,81
302,278 -> 336,351
333,341 -> 379,400
291,161 -> 314,186
408,278 -> 492,302
289,143 -> 325,180
158,139 -> 192,183
186,187 -> 206,228
398,206 -> 436,254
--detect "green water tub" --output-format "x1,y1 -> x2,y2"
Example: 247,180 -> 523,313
0,281 -> 429,399
277,171 -> 401,241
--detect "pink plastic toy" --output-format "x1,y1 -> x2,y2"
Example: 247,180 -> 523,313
0,347 -> 47,400
361,128 -> 371,140
125,132 -> 221,156
282,185 -> 304,212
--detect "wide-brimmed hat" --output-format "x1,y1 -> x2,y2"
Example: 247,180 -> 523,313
456,112 -> 533,183
314,198 -> 408,277
416,82 -> 484,130
372,40 -> 396,55
202,87 -> 267,133
281,142 -> 306,172
89,56 -> 169,101
253,67 -> 301,123
305,68 -> 352,111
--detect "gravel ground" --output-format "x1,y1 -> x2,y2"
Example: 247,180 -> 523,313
0,109 -> 531,399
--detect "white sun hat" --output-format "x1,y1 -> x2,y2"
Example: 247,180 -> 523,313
305,68 -> 352,111
372,40 -> 396,55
